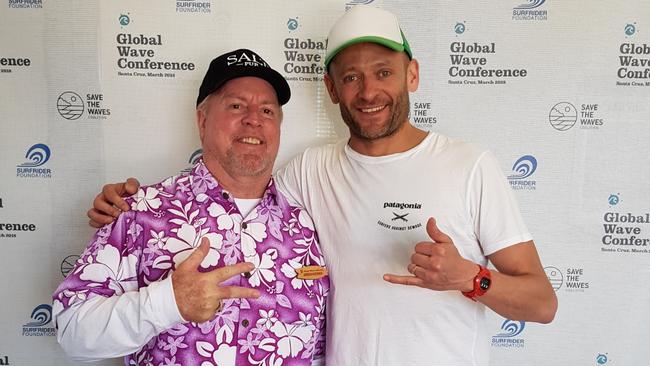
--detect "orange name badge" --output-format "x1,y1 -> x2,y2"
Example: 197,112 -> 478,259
296,265 -> 328,280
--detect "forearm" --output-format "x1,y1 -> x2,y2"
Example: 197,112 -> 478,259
55,277 -> 183,361
476,270 -> 557,323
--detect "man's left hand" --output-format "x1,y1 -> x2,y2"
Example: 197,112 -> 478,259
383,217 -> 478,292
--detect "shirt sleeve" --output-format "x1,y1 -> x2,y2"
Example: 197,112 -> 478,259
274,151 -> 308,209
467,151 -> 533,256
51,211 -> 184,361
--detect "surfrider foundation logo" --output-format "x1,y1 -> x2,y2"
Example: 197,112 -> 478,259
16,143 -> 52,178
508,155 -> 537,190
512,0 -> 547,21
22,304 -> 55,336
492,319 -> 526,348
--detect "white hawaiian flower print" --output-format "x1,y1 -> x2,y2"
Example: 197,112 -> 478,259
241,212 -> 268,258
248,249 -> 277,287
79,245 -> 138,295
165,223 -> 223,268
256,309 -> 278,330
280,259 -> 312,290
207,202 -> 242,231
270,319 -> 314,358
131,187 -> 162,212
196,341 -> 236,366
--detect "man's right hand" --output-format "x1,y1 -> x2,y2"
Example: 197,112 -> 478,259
88,178 -> 141,228
172,238 -> 261,323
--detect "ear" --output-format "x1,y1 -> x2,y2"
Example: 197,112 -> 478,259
196,108 -> 207,144
323,73 -> 340,104
406,58 -> 420,93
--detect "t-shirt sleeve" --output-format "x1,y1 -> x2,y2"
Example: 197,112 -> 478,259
275,151 -> 309,208
467,150 -> 533,256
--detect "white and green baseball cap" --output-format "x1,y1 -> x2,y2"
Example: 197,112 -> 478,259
324,6 -> 413,68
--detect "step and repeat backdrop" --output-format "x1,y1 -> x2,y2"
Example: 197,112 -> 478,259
1,0 -> 649,365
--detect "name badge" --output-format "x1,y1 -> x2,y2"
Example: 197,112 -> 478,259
296,265 -> 328,280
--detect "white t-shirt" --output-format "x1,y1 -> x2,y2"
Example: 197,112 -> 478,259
275,132 -> 532,366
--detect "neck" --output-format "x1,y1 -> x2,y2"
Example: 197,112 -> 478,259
202,159 -> 271,199
348,122 -> 428,157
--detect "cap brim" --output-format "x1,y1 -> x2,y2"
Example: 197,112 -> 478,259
199,67 -> 291,106
324,36 -> 406,67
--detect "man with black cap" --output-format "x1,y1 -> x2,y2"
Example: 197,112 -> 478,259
52,49 -> 329,366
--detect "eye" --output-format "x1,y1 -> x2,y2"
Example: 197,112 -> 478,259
379,70 -> 391,78
342,74 -> 358,83
263,108 -> 274,115
230,104 -> 241,110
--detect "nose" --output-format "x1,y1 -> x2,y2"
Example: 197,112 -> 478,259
358,75 -> 379,102
242,108 -> 262,127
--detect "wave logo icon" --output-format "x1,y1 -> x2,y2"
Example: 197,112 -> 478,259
57,91 -> 85,120
596,353 -> 608,365
544,266 -> 563,291
119,13 -> 130,27
287,18 -> 299,31
23,304 -> 52,327
549,102 -> 577,131
346,0 -> 375,6
182,148 -> 203,173
454,22 -> 466,35
625,23 -> 636,37
514,0 -> 546,9
508,155 -> 537,180
494,320 -> 525,338
17,143 -> 51,168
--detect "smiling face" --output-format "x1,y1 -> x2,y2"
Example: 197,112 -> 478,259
197,76 -> 282,181
325,42 -> 419,142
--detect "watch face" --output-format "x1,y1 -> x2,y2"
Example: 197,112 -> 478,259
479,277 -> 491,291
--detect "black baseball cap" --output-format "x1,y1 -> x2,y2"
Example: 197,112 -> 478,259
196,49 -> 291,106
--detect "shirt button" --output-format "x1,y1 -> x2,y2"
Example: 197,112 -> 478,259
242,272 -> 251,278
241,319 -> 250,327
241,222 -> 248,230
221,191 -> 229,199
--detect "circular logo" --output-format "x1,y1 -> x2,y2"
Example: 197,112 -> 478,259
549,102 -> 577,131
608,194 -> 620,206
287,18 -> 298,31
625,23 -> 636,36
454,22 -> 466,34
119,14 -> 130,26
544,266 -> 563,291
596,353 -> 608,365
57,92 -> 84,120
61,255 -> 80,277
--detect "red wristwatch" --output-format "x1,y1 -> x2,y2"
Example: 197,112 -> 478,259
462,265 -> 491,301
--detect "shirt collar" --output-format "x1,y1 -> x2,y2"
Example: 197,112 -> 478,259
189,159 -> 279,207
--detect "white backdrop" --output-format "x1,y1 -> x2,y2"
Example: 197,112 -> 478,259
1,1 -> 649,365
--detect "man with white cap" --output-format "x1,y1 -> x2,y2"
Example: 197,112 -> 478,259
88,6 -> 557,365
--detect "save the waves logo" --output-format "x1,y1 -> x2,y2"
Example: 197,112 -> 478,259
549,102 -> 605,131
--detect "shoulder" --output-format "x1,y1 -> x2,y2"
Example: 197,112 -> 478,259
427,132 -> 488,167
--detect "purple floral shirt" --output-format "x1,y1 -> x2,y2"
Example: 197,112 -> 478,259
53,161 -> 329,365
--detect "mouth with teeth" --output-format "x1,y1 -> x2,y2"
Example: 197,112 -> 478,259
238,137 -> 263,145
359,105 -> 387,113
